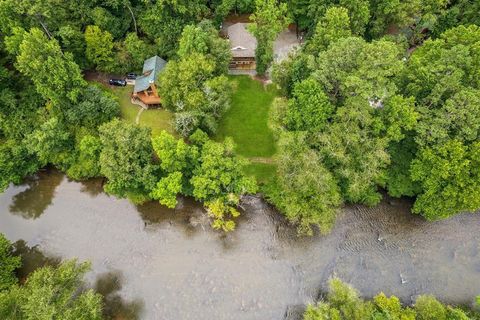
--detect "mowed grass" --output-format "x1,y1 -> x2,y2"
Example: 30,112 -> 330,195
215,75 -> 279,184
244,163 -> 277,185
139,108 -> 175,136
216,76 -> 278,158
107,86 -> 174,136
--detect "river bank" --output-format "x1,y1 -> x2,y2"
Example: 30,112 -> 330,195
0,171 -> 479,319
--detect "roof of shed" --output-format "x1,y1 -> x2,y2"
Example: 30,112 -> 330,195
227,23 -> 257,58
133,56 -> 167,93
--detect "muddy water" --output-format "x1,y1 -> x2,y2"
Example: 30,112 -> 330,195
0,171 -> 479,319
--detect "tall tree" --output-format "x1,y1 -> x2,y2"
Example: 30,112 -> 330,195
13,28 -> 86,107
190,137 -> 256,231
0,260 -> 103,320
284,78 -> 334,133
139,0 -> 209,57
249,0 -> 290,75
266,133 -> 342,235
410,140 -> 480,220
177,20 -> 231,75
0,234 -> 21,291
158,53 -> 233,136
306,6 -> 352,55
99,119 -> 157,204
84,25 -> 115,72
25,117 -> 75,171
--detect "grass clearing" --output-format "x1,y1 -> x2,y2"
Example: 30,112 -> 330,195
244,163 -> 277,185
107,86 -> 174,136
215,75 -> 278,158
139,108 -> 175,136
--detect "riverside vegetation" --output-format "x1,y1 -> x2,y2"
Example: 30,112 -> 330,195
0,0 -> 480,318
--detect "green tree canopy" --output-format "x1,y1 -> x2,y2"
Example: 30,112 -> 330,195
306,6 -> 352,55
177,20 -> 231,75
0,260 -> 103,320
191,137 -> 257,231
249,0 -> 290,75
99,119 -> 157,204
0,234 -> 21,291
13,28 -> 86,107
84,25 -> 115,72
266,133 -> 342,235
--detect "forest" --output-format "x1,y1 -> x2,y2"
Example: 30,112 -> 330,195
0,0 -> 480,318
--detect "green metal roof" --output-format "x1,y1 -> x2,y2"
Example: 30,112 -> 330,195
133,56 -> 167,93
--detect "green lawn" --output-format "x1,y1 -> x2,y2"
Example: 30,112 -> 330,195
244,163 -> 277,185
107,86 -> 174,136
216,76 -> 278,158
215,75 -> 279,184
138,108 -> 175,136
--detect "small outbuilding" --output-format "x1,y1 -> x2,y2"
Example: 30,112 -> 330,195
132,55 -> 166,107
227,23 -> 257,70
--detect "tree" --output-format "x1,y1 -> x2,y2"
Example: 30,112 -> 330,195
369,0 -> 448,41
306,6 -> 352,55
67,134 -> 102,180
410,140 -> 480,220
0,67 -> 44,141
271,51 -> 315,97
284,78 -> 334,134
151,131 -> 197,174
338,0 -> 370,35
57,25 -> 88,69
0,260 -> 103,320
119,32 -> 156,72
90,6 -> 130,40
403,25 -> 480,108
25,117 -> 75,171
398,25 -> 480,219
265,133 -> 342,235
150,172 -> 183,208
177,21 -> 231,75
99,119 -> 157,204
158,53 -> 232,136
14,28 -> 86,107
373,293 -> 416,319
139,0 -> 209,57
415,89 -> 480,148
0,140 -> 40,192
303,278 -> 471,320
315,37 -> 403,103
314,97 -> 390,206
150,131 -> 199,207
304,278 -> 374,320
0,234 -> 21,291
85,25 -> 115,72
159,53 -> 215,113
64,85 -> 120,130
249,0 -> 290,75
415,295 -> 447,320
191,138 -> 256,231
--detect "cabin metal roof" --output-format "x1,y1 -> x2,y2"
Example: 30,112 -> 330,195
133,56 -> 167,93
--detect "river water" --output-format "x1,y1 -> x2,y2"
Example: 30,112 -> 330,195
0,171 -> 479,319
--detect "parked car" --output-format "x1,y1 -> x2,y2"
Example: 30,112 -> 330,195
126,73 -> 137,80
109,79 -> 127,86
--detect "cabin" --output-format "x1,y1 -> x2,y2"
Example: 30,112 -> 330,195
227,23 -> 257,70
132,56 -> 166,107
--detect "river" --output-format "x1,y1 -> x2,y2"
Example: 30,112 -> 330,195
0,171 -> 479,319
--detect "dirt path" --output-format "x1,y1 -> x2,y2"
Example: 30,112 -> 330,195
135,108 -> 144,125
249,157 -> 275,164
